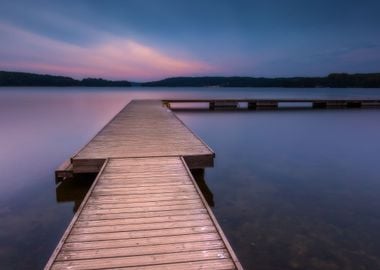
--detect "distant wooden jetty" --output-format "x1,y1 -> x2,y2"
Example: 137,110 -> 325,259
47,100 -> 242,270
163,98 -> 380,109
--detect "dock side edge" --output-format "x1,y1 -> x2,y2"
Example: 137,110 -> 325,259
180,156 -> 243,270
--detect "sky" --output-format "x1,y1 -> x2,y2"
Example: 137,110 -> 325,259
0,0 -> 380,81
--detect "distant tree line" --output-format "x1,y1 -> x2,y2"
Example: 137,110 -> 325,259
1,70 -> 380,88
142,73 -> 380,88
0,71 -> 132,87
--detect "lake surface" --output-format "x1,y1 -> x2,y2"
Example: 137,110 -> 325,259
0,87 -> 380,269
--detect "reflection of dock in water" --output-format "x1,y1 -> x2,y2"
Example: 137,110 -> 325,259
55,174 -> 96,212
192,168 -> 214,207
47,100 -> 242,270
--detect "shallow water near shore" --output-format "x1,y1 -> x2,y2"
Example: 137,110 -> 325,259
0,87 -> 380,269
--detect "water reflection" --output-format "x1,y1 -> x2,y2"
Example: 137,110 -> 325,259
177,109 -> 380,270
1,87 -> 380,269
191,169 -> 215,207
55,174 -> 96,212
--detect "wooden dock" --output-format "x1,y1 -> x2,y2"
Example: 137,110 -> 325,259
48,100 -> 242,269
162,98 -> 380,110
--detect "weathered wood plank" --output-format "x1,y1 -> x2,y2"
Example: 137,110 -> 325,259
92,189 -> 198,196
62,233 -> 221,251
95,181 -> 191,188
51,249 -> 231,270
78,209 -> 208,222
67,225 -> 217,242
85,198 -> 201,209
103,259 -> 236,270
93,185 -> 195,193
71,219 -> 212,234
83,202 -> 203,215
57,240 -> 224,261
87,194 -> 199,204
75,213 -> 210,227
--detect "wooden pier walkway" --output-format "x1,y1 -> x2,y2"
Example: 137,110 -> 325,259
48,100 -> 242,269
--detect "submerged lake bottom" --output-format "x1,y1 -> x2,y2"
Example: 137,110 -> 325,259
0,87 -> 380,270
176,108 -> 380,270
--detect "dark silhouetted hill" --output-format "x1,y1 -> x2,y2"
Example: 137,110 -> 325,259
1,70 -> 380,87
0,71 -> 132,87
80,78 -> 132,87
142,73 -> 380,88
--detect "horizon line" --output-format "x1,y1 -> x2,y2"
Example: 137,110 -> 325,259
2,69 -> 380,84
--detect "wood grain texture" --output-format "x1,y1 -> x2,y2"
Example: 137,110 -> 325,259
47,157 -> 242,269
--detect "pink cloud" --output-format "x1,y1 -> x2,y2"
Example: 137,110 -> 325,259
0,23 -> 215,81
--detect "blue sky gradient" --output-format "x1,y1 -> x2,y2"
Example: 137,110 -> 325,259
1,0 -> 380,80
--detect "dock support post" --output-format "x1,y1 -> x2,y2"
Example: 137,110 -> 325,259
313,101 -> 327,108
256,101 -> 278,109
164,101 -> 171,109
191,168 -> 205,180
326,101 -> 346,107
209,101 -> 238,109
248,102 -> 257,110
191,168 -> 214,207
362,101 -> 380,107
347,101 -> 362,108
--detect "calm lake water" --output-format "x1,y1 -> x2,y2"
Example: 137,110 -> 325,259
0,87 -> 380,269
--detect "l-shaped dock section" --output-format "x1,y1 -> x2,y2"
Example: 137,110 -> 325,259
47,100 -> 242,270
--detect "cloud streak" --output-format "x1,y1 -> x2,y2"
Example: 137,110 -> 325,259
0,23 -> 214,81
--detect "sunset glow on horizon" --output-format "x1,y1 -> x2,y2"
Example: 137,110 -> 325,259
0,22 -> 214,81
